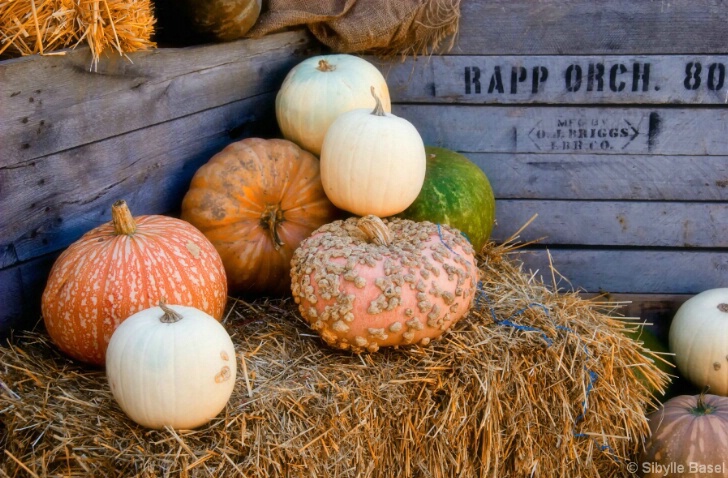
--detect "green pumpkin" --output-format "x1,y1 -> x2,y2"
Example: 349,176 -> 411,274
625,325 -> 676,399
397,146 -> 495,252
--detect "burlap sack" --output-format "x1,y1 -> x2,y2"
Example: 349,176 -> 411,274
247,0 -> 461,56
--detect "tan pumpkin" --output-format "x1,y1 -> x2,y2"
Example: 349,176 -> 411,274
42,200 -> 228,365
290,215 -> 478,353
183,0 -> 262,41
181,137 -> 342,296
639,392 -> 728,477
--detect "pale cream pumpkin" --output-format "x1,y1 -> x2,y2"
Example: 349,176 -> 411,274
106,303 -> 237,430
669,288 -> 728,396
290,215 -> 478,353
42,200 -> 228,365
276,54 -> 391,156
320,88 -> 426,217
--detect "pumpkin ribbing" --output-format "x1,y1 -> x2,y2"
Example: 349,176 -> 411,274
42,200 -> 228,365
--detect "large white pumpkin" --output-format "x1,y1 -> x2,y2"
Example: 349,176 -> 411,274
106,303 -> 237,430
320,88 -> 426,217
275,54 -> 391,156
669,288 -> 728,396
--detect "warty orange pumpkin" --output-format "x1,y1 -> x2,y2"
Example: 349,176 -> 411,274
41,200 -> 228,365
181,137 -> 342,296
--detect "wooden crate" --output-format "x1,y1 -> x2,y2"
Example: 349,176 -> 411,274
371,0 -> 728,336
1,1 -> 727,339
0,30 -> 320,336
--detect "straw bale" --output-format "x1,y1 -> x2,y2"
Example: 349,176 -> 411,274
0,0 -> 155,66
0,240 -> 669,477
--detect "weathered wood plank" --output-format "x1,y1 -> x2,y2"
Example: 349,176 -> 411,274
491,200 -> 728,248
376,55 -> 728,105
393,105 -> 728,156
0,255 -> 54,338
469,153 -> 728,201
0,30 -> 316,166
0,92 -> 278,269
449,1 -> 728,56
511,248 -> 728,295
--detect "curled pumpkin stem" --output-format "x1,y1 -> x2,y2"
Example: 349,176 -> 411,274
357,215 -> 392,246
370,86 -> 386,116
158,300 -> 184,324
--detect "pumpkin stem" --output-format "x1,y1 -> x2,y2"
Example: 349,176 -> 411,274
317,59 -> 336,72
370,86 -> 386,117
158,301 -> 184,324
111,200 -> 137,235
693,386 -> 715,415
357,215 -> 392,246
261,204 -> 285,250
718,303 -> 728,313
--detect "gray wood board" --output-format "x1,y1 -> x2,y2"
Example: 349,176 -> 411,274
491,200 -> 728,248
393,105 -> 728,156
0,30 -> 315,165
449,1 -> 728,55
0,93 -> 277,269
509,248 -> 728,295
469,153 -> 728,201
376,55 -> 728,105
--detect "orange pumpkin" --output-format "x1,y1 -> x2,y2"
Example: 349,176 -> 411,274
41,200 -> 228,365
181,137 -> 342,296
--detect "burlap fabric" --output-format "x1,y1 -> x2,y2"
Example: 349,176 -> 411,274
247,0 -> 461,56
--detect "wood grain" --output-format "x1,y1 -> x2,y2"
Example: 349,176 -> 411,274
491,200 -> 728,248
449,1 -> 728,55
0,30 -> 316,165
469,153 -> 728,201
510,248 -> 728,295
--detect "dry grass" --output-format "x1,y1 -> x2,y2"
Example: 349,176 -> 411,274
0,239 -> 669,477
0,0 -> 155,66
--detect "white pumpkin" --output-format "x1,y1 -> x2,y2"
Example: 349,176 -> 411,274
669,288 -> 728,396
320,87 -> 426,217
275,54 -> 391,156
106,303 -> 237,430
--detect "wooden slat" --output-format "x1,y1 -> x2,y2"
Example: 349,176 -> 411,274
491,200 -> 728,248
510,248 -> 728,295
376,55 -> 728,105
468,153 -> 728,201
0,30 -> 316,165
0,255 -> 53,337
449,1 -> 728,55
393,105 -> 728,156
0,93 -> 277,269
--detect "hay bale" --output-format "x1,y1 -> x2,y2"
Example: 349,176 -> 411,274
0,241 -> 668,477
0,0 -> 155,65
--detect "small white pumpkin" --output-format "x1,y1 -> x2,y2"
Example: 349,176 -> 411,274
320,87 -> 426,217
669,288 -> 728,396
275,54 -> 391,156
106,303 -> 237,430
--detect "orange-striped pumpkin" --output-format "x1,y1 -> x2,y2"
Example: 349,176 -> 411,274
41,200 -> 228,365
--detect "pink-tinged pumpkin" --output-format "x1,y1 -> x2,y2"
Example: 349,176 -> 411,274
290,215 -> 478,353
41,200 -> 228,365
639,392 -> 728,478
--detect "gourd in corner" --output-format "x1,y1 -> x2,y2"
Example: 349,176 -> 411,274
669,288 -> 728,396
41,200 -> 228,366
